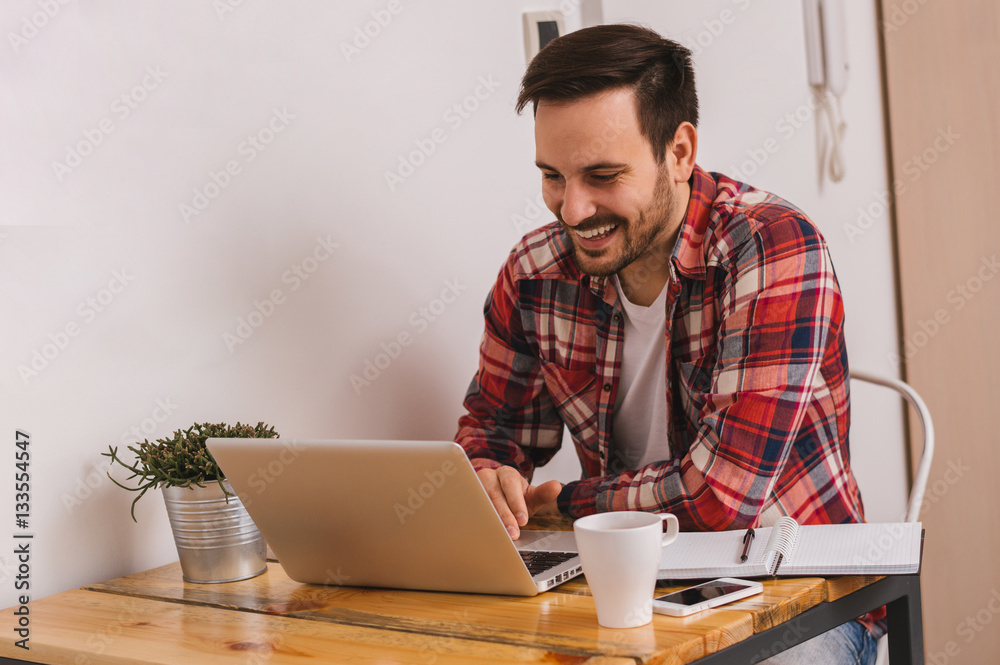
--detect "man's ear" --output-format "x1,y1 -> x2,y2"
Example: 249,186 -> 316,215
665,122 -> 698,183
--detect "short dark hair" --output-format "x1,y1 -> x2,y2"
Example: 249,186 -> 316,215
516,24 -> 698,163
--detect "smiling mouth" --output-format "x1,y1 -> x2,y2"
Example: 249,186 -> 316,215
575,223 -> 618,240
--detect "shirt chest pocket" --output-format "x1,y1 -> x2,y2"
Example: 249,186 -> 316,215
539,360 -> 598,435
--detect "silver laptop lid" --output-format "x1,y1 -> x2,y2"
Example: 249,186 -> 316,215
207,438 -> 558,596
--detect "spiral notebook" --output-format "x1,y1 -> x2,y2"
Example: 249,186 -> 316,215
658,518 -> 922,580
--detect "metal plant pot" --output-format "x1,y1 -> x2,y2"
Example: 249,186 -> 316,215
162,480 -> 267,583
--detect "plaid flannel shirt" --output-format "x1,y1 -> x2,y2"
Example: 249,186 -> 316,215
456,165 -> 867,531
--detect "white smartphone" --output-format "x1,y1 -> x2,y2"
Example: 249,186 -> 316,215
651,578 -> 763,617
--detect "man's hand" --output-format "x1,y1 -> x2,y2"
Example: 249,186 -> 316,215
476,466 -> 562,540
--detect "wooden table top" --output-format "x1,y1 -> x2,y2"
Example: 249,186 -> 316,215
0,517 -> 881,664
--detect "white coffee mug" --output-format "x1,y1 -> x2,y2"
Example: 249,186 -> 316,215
573,511 -> 679,628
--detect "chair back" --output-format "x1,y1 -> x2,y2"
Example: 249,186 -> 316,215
850,370 -> 935,523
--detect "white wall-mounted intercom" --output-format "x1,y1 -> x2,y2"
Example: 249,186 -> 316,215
803,0 -> 849,183
804,0 -> 849,96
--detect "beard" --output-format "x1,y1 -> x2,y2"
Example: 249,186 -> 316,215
561,168 -> 677,278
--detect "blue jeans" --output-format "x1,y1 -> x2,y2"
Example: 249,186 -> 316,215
757,621 -> 878,665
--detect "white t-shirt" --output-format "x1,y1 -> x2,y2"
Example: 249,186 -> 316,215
611,275 -> 671,472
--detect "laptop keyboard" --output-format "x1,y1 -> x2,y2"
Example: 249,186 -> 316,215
519,550 -> 577,576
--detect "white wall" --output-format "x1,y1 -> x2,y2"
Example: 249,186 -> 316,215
0,0 -> 906,609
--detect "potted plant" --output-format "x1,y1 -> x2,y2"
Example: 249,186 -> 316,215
104,421 -> 279,583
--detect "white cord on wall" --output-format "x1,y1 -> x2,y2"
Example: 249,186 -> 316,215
819,89 -> 847,183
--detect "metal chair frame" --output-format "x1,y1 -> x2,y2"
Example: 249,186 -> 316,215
850,370 -> 935,524
850,369 -> 934,664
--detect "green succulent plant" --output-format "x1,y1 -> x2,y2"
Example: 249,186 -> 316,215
104,421 -> 279,521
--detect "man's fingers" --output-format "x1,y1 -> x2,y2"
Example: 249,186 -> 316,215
537,479 -> 562,501
498,467 -> 530,526
475,468 -> 559,540
477,468 -> 523,539
526,479 -> 562,513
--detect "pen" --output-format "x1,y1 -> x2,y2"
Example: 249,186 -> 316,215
740,528 -> 755,562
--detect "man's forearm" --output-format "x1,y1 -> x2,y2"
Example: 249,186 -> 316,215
554,451 -> 772,531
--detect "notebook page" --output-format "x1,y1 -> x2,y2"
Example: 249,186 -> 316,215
658,527 -> 778,579
778,522 -> 922,575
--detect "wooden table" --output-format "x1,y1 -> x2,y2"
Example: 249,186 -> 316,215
0,518 -> 923,664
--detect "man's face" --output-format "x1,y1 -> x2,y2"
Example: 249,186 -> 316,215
534,88 -> 680,277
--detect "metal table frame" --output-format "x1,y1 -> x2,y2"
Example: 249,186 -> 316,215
693,574 -> 923,664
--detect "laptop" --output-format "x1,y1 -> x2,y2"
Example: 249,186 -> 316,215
206,438 -> 583,596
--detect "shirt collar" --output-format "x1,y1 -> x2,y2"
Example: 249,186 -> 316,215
671,163 -> 715,281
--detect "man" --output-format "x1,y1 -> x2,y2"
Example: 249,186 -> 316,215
455,24 -> 879,663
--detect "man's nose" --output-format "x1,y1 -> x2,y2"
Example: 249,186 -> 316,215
560,181 -> 598,227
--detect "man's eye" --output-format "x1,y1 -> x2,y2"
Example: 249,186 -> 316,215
591,173 -> 620,183
541,172 -> 563,181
